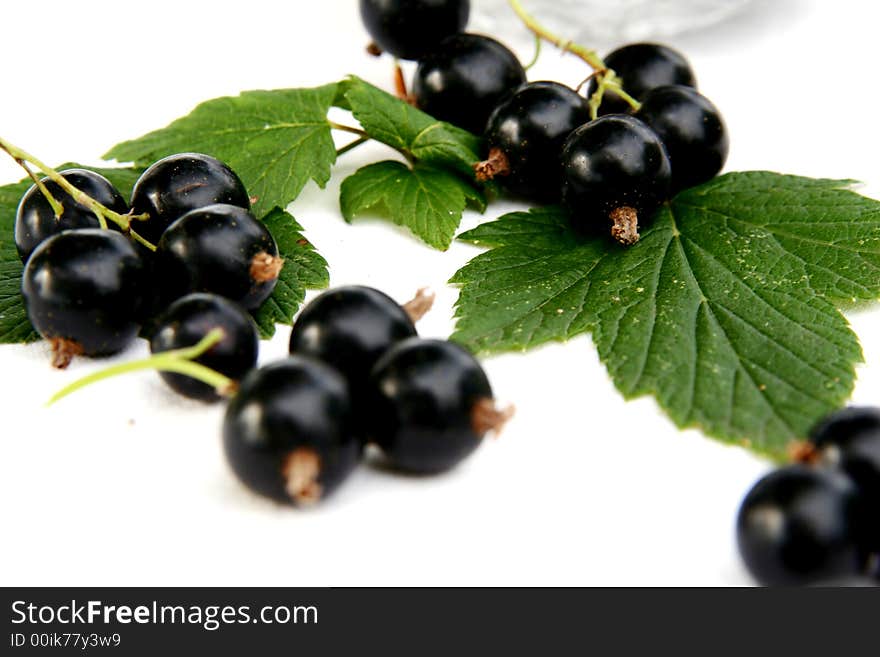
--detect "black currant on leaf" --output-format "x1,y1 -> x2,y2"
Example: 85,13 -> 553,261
477,81 -> 590,203
22,229 -> 146,368
223,358 -> 361,505
587,43 -> 696,116
15,169 -> 128,262
412,33 -> 526,134
635,85 -> 729,192
561,115 -> 672,245
736,465 -> 868,586
366,338 -> 512,473
149,293 -> 259,402
360,0 -> 470,61
289,286 -> 431,400
129,153 -> 250,245
155,203 -> 281,310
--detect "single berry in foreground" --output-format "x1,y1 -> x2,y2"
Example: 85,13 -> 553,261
359,0 -> 470,60
149,293 -> 259,402
155,204 -> 281,310
289,286 -> 431,399
736,465 -> 868,586
223,358 -> 361,505
15,169 -> 128,262
561,115 -> 671,245
22,229 -> 145,368
366,338 -> 512,473
635,85 -> 728,192
129,153 -> 250,244
587,43 -> 697,116
477,81 -> 590,203
412,33 -> 526,134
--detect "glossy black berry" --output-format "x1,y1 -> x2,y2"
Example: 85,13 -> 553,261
360,0 -> 469,61
15,169 -> 128,262
413,33 -> 526,134
22,229 -> 145,368
367,338 -> 502,473
736,465 -> 867,586
635,85 -> 728,192
129,153 -> 250,244
149,293 -> 259,402
155,204 -> 280,310
808,407 -> 880,555
289,286 -> 417,400
561,115 -> 671,245
480,81 -> 590,203
223,357 -> 361,505
587,43 -> 696,116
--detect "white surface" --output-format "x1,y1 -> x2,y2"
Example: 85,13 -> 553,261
1,0 -> 878,586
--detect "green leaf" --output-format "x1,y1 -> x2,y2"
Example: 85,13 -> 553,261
340,161 -> 485,250
341,76 -> 482,175
0,164 -> 142,344
104,84 -> 340,216
253,207 -> 329,338
451,172 -> 880,459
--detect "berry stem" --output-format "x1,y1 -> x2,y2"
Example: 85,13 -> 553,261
506,0 -> 641,118
46,328 -> 235,406
523,34 -> 542,71
18,159 -> 65,219
0,135 -> 157,246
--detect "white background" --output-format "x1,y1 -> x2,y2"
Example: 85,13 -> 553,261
1,0 -> 878,586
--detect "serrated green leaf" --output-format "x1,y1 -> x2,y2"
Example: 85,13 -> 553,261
341,76 -> 482,175
253,207 -> 329,338
104,84 -> 340,216
451,172 -> 880,458
340,161 -> 485,250
0,164 -> 142,344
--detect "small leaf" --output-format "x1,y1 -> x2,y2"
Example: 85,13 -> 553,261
341,76 -> 482,175
451,172 -> 880,459
0,164 -> 142,344
105,84 -> 340,216
253,207 -> 329,338
340,161 -> 485,250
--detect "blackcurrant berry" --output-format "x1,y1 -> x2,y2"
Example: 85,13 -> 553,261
360,0 -> 470,61
635,85 -> 728,192
736,465 -> 867,586
477,81 -> 590,203
561,115 -> 672,245
412,33 -> 526,134
223,357 -> 361,505
289,286 -> 428,400
807,407 -> 880,556
129,153 -> 250,244
15,169 -> 128,262
22,229 -> 145,368
587,43 -> 696,116
367,338 -> 510,473
149,293 -> 259,402
155,204 -> 281,310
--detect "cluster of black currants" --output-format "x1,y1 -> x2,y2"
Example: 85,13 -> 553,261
15,153 -> 282,369
737,407 -> 880,586
360,0 -> 728,245
224,285 -> 512,506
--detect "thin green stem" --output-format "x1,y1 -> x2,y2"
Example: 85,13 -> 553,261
328,121 -> 369,138
47,329 -> 234,406
0,135 -> 154,242
524,33 -> 542,71
336,135 -> 371,157
18,159 -> 66,218
129,228 -> 157,252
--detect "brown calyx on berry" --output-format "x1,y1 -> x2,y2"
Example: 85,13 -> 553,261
393,63 -> 415,105
473,147 -> 511,182
282,447 -> 323,506
49,337 -> 84,369
249,252 -> 284,283
788,440 -> 822,465
366,42 -> 383,57
401,287 -> 435,323
610,206 -> 640,246
471,398 -> 515,438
